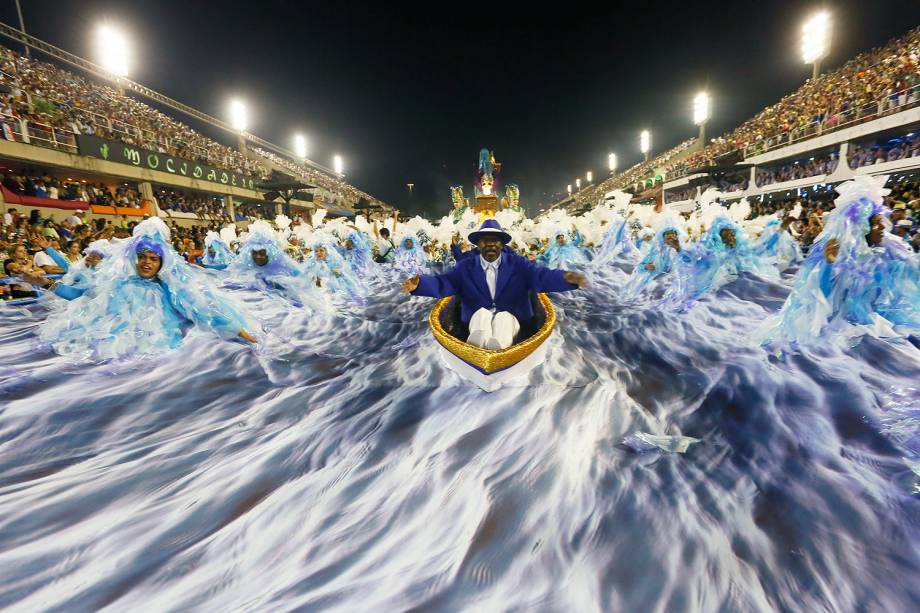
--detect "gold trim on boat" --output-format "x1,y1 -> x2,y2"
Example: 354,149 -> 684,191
429,293 -> 556,374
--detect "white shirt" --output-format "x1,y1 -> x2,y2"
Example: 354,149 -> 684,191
479,253 -> 501,300
3,212 -> 11,226
33,250 -> 56,268
68,215 -> 82,226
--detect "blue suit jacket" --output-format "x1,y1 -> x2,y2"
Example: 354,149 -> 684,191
412,250 -> 578,323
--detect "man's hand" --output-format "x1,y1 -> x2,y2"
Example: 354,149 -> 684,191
238,329 -> 258,344
402,275 -> 420,294
563,271 -> 587,288
644,263 -> 656,271
824,238 -> 840,263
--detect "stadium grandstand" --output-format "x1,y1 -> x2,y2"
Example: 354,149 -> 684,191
0,24 -> 393,230
552,26 -> 920,215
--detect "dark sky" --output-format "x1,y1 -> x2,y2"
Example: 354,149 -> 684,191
1,1 -> 919,216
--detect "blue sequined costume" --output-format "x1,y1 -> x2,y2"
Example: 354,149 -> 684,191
761,177 -> 920,350
38,218 -> 253,360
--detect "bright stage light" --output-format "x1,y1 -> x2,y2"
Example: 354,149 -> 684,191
693,92 -> 710,125
96,24 -> 129,77
608,153 -> 617,172
293,134 -> 307,159
801,11 -> 831,64
586,171 -> 593,183
640,130 -> 650,154
334,154 -> 344,175
567,184 -> 572,195
229,100 -> 247,132
576,178 -> 582,189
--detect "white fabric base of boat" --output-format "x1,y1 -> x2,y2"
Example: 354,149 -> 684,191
437,338 -> 551,392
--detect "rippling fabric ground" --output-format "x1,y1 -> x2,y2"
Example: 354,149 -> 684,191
1,264 -> 919,611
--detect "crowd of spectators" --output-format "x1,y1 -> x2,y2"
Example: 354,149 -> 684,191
755,153 -> 839,188
1,168 -> 143,206
155,186 -> 229,222
662,27 -> 920,180
847,132 -> 920,168
561,27 -> 920,213
0,45 -> 387,213
0,46 -> 267,178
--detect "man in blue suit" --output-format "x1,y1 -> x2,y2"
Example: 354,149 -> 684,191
403,219 -> 586,350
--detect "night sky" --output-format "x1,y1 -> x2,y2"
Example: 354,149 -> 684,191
1,1 -> 919,216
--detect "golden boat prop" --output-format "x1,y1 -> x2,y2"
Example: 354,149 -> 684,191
428,292 -> 556,392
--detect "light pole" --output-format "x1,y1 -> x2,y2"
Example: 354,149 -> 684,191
693,92 -> 711,144
586,171 -> 593,184
567,184 -> 572,196
802,11 -> 831,80
575,178 -> 582,190
229,99 -> 248,156
608,153 -> 617,174
14,0 -> 28,57
640,130 -> 650,162
333,155 -> 344,176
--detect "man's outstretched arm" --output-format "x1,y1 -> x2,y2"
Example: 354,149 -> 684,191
403,266 -> 462,297
523,257 -> 587,292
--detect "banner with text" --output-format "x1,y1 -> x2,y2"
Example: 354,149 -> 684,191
76,135 -> 257,191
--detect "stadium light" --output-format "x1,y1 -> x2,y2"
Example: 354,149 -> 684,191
608,153 -> 617,173
640,130 -> 650,161
567,184 -> 572,195
576,178 -> 582,189
95,24 -> 129,77
293,134 -> 307,159
333,154 -> 344,175
801,11 -> 831,79
693,92 -> 711,143
229,100 -> 247,132
586,171 -> 593,183
693,92 -> 710,125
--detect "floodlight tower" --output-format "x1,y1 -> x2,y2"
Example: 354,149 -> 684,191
96,24 -> 129,94
229,99 -> 248,155
293,134 -> 307,160
640,130 -> 650,162
802,11 -> 831,80
693,92 -> 711,144
608,153 -> 617,174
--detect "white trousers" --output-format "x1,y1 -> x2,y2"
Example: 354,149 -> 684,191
467,308 -> 520,350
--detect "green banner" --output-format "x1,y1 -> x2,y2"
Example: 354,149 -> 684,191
76,134 -> 256,190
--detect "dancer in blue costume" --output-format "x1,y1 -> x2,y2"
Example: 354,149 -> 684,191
304,233 -> 365,303
663,215 -> 779,310
393,235 -> 429,276
622,223 -> 688,299
761,176 -> 920,350
538,228 -> 588,268
753,215 -> 801,270
341,230 -> 379,280
202,231 -> 234,269
38,217 -> 257,360
591,217 -> 641,266
223,220 -> 328,310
